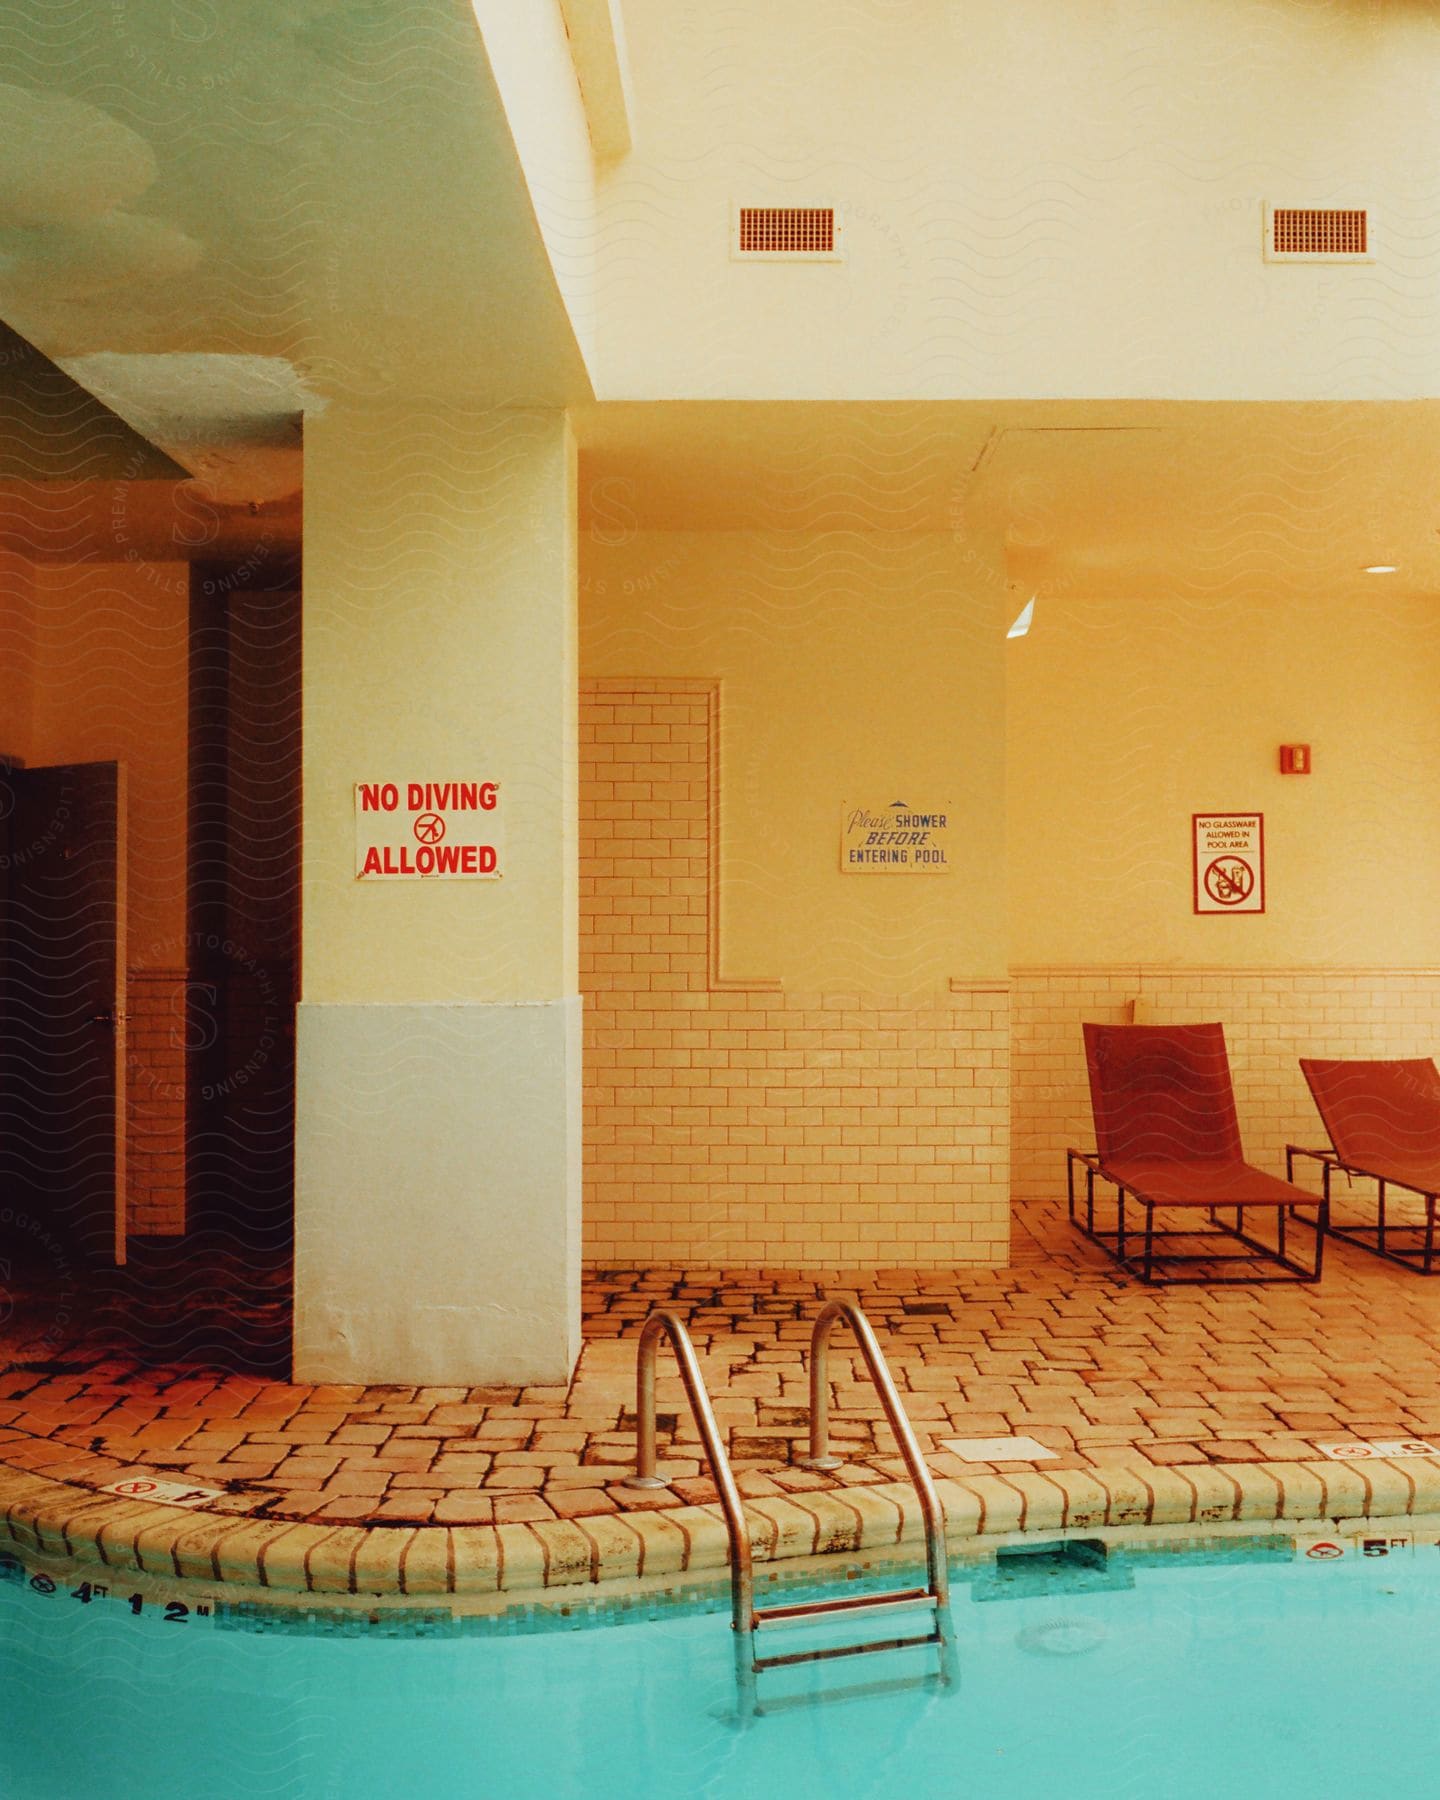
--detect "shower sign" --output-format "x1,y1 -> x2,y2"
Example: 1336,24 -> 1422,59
1192,812 -> 1264,914
841,800 -> 953,873
355,779 -> 504,880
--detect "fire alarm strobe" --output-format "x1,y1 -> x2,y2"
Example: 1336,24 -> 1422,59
1279,745 -> 1311,775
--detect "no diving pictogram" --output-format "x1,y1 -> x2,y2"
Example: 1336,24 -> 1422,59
413,813 -> 446,845
1203,856 -> 1253,907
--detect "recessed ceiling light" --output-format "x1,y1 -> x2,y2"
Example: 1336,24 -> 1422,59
1363,564 -> 1398,574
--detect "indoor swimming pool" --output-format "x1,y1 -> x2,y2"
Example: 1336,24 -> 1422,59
0,1537 -> 1431,1799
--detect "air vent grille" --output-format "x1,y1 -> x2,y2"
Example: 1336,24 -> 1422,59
735,206 -> 837,258
1269,207 -> 1368,259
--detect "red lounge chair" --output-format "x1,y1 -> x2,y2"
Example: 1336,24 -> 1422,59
1293,1058 -> 1440,1273
1067,1022 -> 1327,1283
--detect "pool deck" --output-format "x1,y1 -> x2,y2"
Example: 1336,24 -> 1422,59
5,1198 -> 1440,1603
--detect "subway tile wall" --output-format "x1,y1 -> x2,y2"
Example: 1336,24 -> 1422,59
584,682 -> 1439,1260
125,969 -> 186,1235
580,681 -> 1009,1267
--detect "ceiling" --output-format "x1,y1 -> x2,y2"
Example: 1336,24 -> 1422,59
574,399 -> 1440,600
0,0 -> 592,507
0,321 -> 187,481
0,0 -> 1434,595
0,480 -> 299,563
6,390 -> 1434,586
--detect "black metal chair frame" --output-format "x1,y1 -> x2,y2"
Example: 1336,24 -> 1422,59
1287,1143 -> 1440,1275
1067,1146 -> 1328,1285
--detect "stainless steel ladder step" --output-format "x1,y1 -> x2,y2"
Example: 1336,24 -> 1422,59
755,1628 -> 944,1673
754,1587 -> 937,1631
753,1585 -> 944,1672
622,1299 -> 955,1716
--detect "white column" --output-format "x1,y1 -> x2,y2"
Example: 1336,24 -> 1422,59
294,402 -> 580,1384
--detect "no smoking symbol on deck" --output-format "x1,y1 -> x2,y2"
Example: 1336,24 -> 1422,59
1203,856 -> 1254,906
413,813 -> 446,845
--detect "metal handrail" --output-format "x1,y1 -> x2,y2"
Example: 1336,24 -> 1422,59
623,1300 -> 951,1715
621,1309 -> 756,1640
803,1298 -> 951,1610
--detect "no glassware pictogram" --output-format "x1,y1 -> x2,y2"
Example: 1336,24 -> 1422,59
1203,856 -> 1254,906
1193,812 -> 1264,913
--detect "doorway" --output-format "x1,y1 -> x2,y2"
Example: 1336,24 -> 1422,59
0,757 -> 125,1271
180,561 -> 301,1346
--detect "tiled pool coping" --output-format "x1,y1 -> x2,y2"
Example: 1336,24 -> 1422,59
9,1209 -> 1440,1615
3,1452 -> 1436,1612
12,1220 -> 1440,1529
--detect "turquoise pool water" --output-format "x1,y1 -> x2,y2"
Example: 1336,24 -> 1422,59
0,1543 -> 1433,1798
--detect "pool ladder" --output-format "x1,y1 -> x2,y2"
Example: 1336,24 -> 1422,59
623,1299 -> 953,1716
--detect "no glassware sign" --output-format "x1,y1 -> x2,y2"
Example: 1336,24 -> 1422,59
355,780 -> 503,879
1193,812 -> 1264,914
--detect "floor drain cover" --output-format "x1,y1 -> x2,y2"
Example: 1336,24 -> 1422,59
940,1435 -> 1057,1461
1017,1619 -> 1108,1657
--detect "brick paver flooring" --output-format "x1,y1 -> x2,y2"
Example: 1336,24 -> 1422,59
4,1199 -> 1440,1530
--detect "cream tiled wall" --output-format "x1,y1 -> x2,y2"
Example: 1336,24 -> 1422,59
580,681 -> 1438,1259
580,680 -> 1009,1267
1011,966 -> 1440,1204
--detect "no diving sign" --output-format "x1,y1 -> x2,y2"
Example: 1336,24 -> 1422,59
1193,812 -> 1264,914
355,780 -> 503,880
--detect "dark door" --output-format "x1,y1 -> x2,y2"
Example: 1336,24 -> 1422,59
0,761 -> 125,1264
188,575 -> 299,1261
